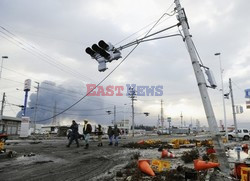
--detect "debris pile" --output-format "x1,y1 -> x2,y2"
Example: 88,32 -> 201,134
122,140 -> 171,149
114,155 -> 201,181
181,149 -> 199,163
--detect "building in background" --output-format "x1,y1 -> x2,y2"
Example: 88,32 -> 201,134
0,116 -> 22,136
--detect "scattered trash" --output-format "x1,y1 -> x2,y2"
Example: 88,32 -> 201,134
228,148 -> 249,161
138,159 -> 155,176
0,141 -> 5,151
181,149 -> 199,163
151,159 -> 170,172
24,153 -> 36,157
122,141 -> 170,149
184,170 -> 198,180
131,152 -> 140,160
161,149 -> 175,158
137,140 -> 144,145
193,159 -> 220,171
206,147 -> 216,155
242,144 -> 249,154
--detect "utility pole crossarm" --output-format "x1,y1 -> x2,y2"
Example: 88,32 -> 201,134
118,24 -> 180,50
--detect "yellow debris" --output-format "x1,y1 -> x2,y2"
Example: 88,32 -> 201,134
241,167 -> 250,181
151,159 -> 171,172
0,141 -> 4,150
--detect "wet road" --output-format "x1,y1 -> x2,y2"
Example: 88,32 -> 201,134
0,137 -> 138,181
0,134 -> 208,181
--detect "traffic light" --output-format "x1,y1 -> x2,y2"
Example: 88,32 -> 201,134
85,47 -> 107,72
85,40 -> 122,72
98,40 -> 121,62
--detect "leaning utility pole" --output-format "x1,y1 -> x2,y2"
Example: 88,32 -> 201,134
229,78 -> 239,140
1,92 -> 6,116
174,0 -> 230,173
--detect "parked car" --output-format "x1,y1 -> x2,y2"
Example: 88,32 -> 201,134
228,128 -> 250,140
157,129 -> 170,135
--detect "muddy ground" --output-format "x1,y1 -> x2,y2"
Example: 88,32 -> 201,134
0,136 -> 141,181
0,134 -> 244,181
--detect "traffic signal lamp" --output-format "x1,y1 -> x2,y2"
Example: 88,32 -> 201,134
85,40 -> 122,72
85,47 -> 107,72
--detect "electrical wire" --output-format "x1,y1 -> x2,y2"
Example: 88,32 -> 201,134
37,106 -> 125,116
2,66 -> 128,106
37,10 -> 167,122
1,75 -> 122,106
190,39 -> 204,66
115,2 -> 175,46
232,81 -> 243,92
37,45 -> 139,122
36,104 -> 113,112
5,99 -> 18,115
0,26 -> 95,82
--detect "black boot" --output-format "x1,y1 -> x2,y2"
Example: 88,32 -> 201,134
109,142 -> 113,146
114,142 -> 118,146
100,143 -> 103,147
85,144 -> 89,149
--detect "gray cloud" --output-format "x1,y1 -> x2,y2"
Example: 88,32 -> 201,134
1,0 -> 250,127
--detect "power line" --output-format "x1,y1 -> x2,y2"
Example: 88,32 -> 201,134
115,2 -> 175,46
2,67 -> 125,106
36,104 -> 113,112
37,9 -> 172,122
37,106 -> 125,117
38,44 -> 140,122
0,26 -> 95,82
5,99 -> 18,115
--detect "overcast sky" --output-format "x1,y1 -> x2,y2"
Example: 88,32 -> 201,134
0,0 -> 249,128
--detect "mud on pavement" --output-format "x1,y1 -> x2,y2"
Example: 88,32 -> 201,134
0,138 -> 138,181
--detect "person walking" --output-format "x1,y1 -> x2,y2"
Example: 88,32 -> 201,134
107,126 -> 114,146
113,124 -> 121,146
97,124 -> 103,147
67,120 -> 79,148
83,119 -> 92,149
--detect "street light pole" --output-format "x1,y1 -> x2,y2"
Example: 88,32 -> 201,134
33,81 -> 40,132
215,53 -> 228,139
0,56 -> 8,79
123,104 -> 127,126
